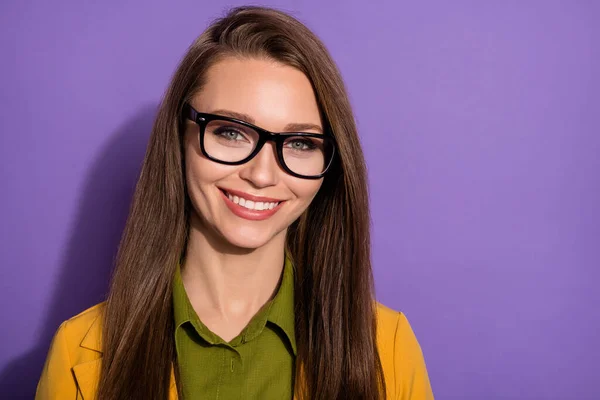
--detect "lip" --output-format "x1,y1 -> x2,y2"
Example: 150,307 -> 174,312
218,187 -> 283,203
219,189 -> 285,221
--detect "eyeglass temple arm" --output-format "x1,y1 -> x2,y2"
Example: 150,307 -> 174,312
182,103 -> 200,122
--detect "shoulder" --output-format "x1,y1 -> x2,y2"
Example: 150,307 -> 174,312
375,302 -> 435,400
59,302 -> 105,353
375,302 -> 424,361
44,302 -> 105,368
375,302 -> 402,334
62,302 -> 105,331
375,302 -> 418,369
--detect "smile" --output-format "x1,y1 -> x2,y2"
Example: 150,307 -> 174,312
219,188 -> 285,221
226,192 -> 279,211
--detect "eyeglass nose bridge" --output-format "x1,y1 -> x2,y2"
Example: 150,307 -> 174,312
247,130 -> 287,168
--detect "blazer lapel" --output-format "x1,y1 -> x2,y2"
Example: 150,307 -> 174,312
72,358 -> 102,399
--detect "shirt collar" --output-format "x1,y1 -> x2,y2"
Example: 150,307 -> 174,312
172,255 -> 296,355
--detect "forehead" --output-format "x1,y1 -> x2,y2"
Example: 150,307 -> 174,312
192,56 -> 322,131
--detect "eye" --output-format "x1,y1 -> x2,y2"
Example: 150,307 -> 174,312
213,127 -> 246,141
285,138 -> 318,151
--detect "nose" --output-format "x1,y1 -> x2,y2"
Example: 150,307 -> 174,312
238,142 -> 280,188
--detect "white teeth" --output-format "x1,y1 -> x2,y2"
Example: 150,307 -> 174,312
225,191 -> 279,211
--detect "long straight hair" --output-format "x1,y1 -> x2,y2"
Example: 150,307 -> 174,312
98,6 -> 385,400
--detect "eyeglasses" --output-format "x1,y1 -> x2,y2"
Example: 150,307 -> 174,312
182,103 -> 337,179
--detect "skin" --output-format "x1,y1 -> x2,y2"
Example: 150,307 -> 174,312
181,56 -> 324,341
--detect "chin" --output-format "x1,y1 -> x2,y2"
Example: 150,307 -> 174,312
218,224 -> 282,250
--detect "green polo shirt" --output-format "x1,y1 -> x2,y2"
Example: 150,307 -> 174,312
173,256 -> 296,399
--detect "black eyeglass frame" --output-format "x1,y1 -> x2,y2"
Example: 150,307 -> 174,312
182,102 -> 337,179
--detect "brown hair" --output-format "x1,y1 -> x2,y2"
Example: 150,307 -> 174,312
98,6 -> 385,400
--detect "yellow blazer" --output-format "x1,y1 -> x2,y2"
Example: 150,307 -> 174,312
36,302 -> 434,399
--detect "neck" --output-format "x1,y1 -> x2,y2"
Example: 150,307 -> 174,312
181,212 -> 286,323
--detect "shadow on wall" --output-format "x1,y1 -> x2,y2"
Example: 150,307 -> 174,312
0,104 -> 158,399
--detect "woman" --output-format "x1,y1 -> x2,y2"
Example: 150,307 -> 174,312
36,6 -> 433,400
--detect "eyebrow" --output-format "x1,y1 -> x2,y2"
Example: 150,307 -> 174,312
210,108 -> 323,133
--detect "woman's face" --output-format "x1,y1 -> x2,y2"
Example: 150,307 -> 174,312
183,56 -> 324,250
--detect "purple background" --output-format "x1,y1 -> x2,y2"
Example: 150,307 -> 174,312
1,1 -> 599,399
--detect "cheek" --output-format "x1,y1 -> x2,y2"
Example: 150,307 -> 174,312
185,150 -> 232,210
288,178 -> 323,209
186,157 -> 214,187
185,135 -> 231,187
